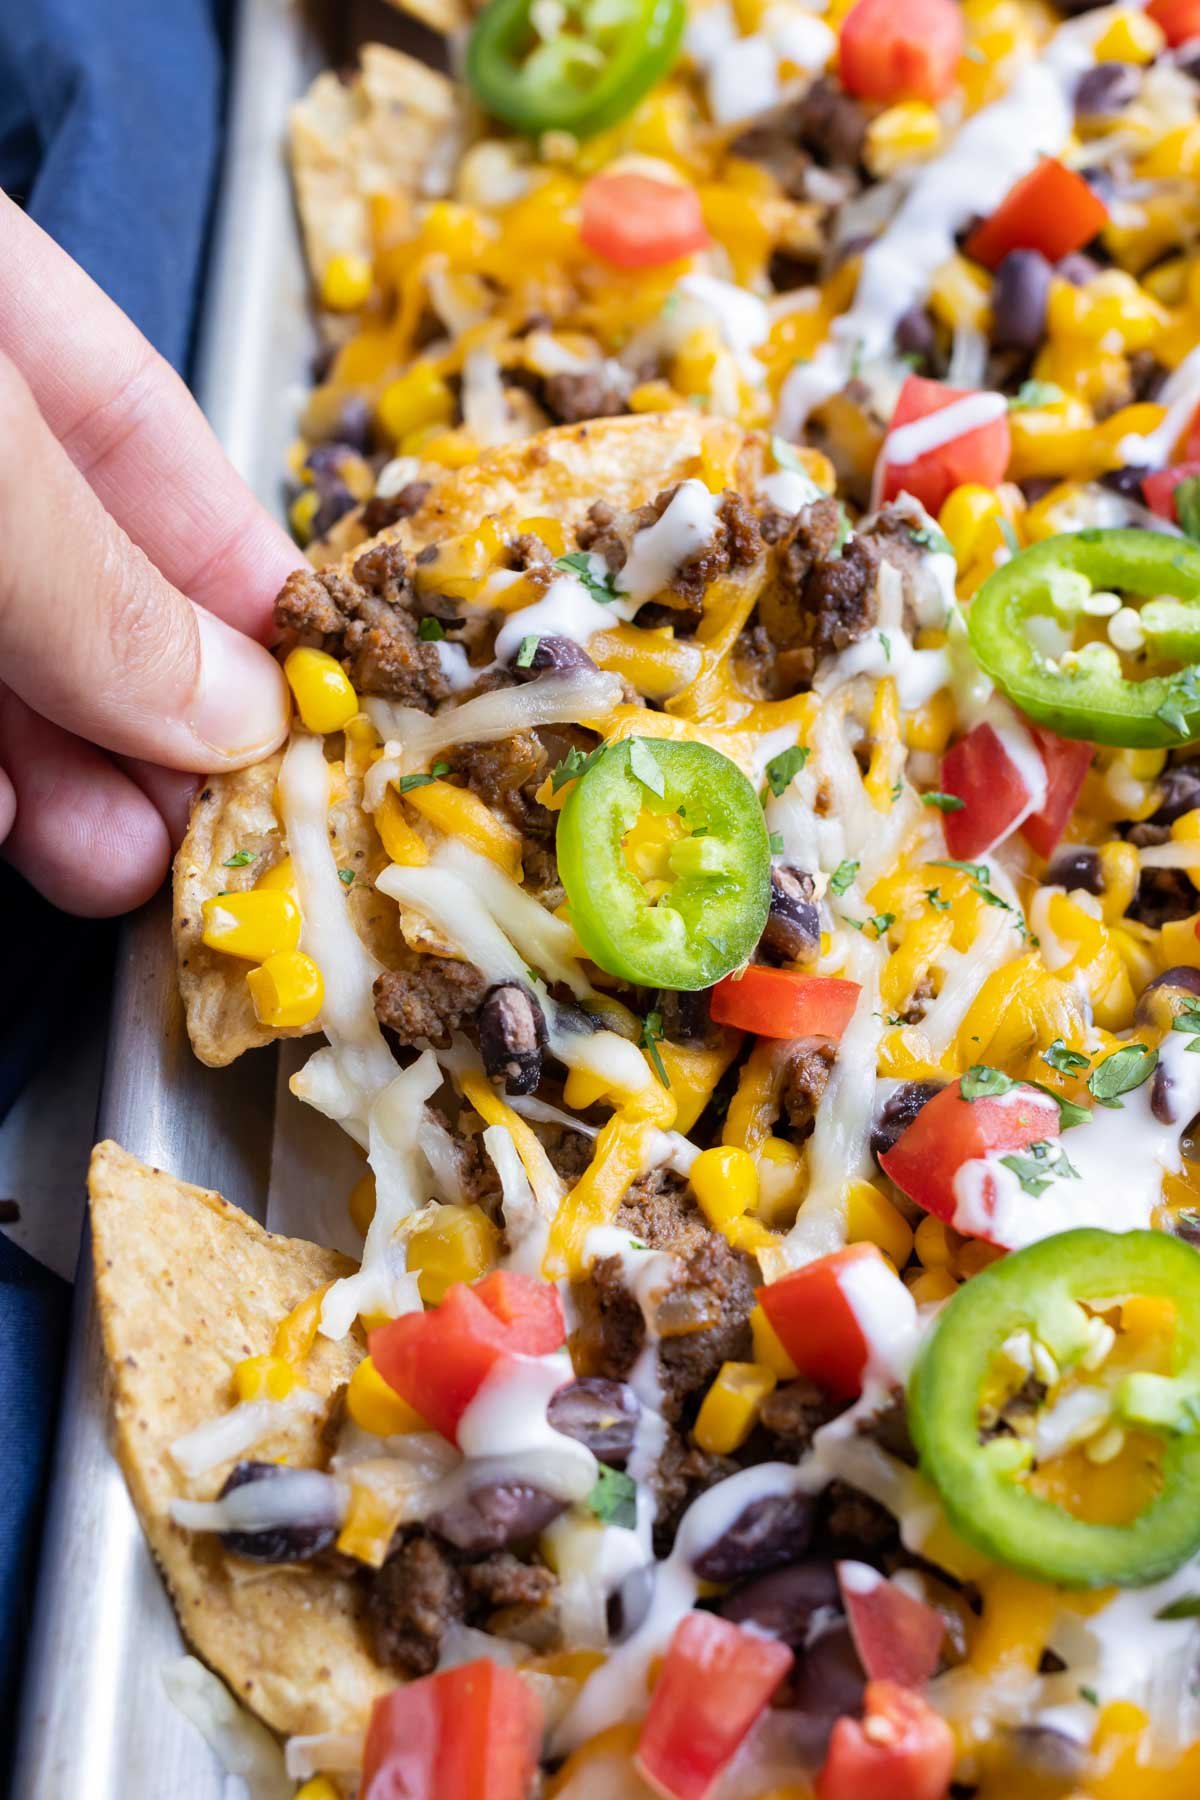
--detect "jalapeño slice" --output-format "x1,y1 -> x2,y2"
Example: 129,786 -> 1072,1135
909,1228 -> 1200,1589
466,0 -> 686,140
556,737 -> 770,991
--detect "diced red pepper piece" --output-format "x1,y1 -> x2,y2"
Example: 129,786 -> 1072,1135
878,1077 -> 1061,1233
756,1243 -> 898,1400
838,0 -> 964,104
1147,0 -> 1200,47
1143,461 -> 1200,525
580,171 -> 710,270
1021,727 -> 1093,860
816,1681 -> 956,1800
879,376 -> 1010,516
361,1661 -> 541,1800
964,159 -> 1108,270
634,1612 -> 793,1800
837,1562 -> 946,1689
940,722 -> 1032,858
370,1271 -> 565,1444
709,967 -> 861,1040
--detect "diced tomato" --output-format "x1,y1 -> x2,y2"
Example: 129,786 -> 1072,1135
635,1613 -> 793,1800
361,1661 -> 541,1800
1182,402 -> 1200,463
878,376 -> 1010,516
838,0 -> 963,104
877,1077 -> 1061,1236
837,1563 -> 945,1689
816,1682 -> 955,1800
709,968 -> 861,1040
757,1243 -> 903,1399
1021,727 -> 1093,860
1143,461 -> 1200,524
579,171 -> 710,270
940,723 -> 1031,858
370,1270 -> 565,1443
1146,0 -> 1200,46
964,159 -> 1108,270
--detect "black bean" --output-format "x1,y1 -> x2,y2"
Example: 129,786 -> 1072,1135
1006,1725 -> 1087,1781
692,1492 -> 815,1582
718,1557 -> 841,1645
785,1619 -> 866,1759
1152,1062 -> 1177,1125
312,484 -> 357,539
1135,965 -> 1200,1030
1057,251 -> 1103,287
1100,464 -> 1151,501
1075,61 -> 1140,118
547,1378 -> 640,1463
761,865 -> 821,965
870,1081 -> 945,1160
608,1564 -> 654,1641
656,987 -> 716,1045
894,306 -> 936,364
428,1481 -> 566,1553
216,1462 -> 340,1563
511,634 -> 598,680
1150,759 -> 1200,826
992,250 -> 1052,352
479,981 -> 548,1096
1046,846 -> 1102,894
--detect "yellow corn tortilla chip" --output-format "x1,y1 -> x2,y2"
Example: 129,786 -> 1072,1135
290,45 -> 462,283
89,1141 -> 387,1738
175,414 -> 766,1067
174,755 -> 406,1068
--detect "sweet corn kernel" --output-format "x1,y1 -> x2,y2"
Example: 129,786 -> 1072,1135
956,1238 -> 1005,1280
845,1179 -> 914,1268
754,1135 -> 806,1226
750,1302 -> 799,1379
320,251 -> 373,313
864,102 -> 942,177
1159,913 -> 1200,970
201,890 -> 301,963
407,1203 -> 500,1303
914,1214 -> 954,1270
377,363 -> 455,444
246,950 -> 324,1028
233,1354 -> 296,1402
348,1170 -> 377,1236
1092,9 -> 1164,62
929,255 -> 992,333
346,1356 -> 427,1436
289,487 -> 320,545
690,1145 -> 758,1229
906,1267 -> 958,1306
1172,808 -> 1200,843
254,855 -> 296,896
284,646 -> 359,735
693,1361 -> 777,1455
295,1779 -> 342,1800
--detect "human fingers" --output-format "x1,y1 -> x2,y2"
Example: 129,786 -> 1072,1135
0,688 -> 172,916
0,192 -> 301,643
113,761 -> 200,849
0,351 -> 290,772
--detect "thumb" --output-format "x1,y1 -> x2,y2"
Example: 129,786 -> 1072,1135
0,351 -> 289,771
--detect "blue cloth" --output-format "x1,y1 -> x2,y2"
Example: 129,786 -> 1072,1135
0,0 -> 232,1765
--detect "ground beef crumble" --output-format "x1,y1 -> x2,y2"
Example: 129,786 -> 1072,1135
577,487 -> 763,614
275,537 -> 450,708
758,496 -> 879,688
373,957 -> 486,1047
365,1531 -> 556,1678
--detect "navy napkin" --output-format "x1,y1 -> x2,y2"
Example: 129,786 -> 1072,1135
0,0 -> 231,1759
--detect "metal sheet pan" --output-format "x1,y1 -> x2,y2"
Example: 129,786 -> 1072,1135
13,0 -> 415,1788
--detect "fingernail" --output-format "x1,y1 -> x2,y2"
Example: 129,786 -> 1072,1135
191,607 -> 291,762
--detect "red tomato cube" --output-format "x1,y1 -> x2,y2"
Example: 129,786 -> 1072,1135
635,1613 -> 793,1800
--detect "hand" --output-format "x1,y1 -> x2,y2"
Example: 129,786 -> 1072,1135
0,192 -> 301,915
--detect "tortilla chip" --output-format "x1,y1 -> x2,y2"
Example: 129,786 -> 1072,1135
89,1141 -> 388,1738
174,756 -> 406,1068
175,415 -> 765,1068
290,45 -> 462,282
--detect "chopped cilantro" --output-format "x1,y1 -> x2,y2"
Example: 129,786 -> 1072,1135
1042,1038 -> 1091,1074
1155,665 -> 1200,739
925,887 -> 951,911
932,858 -> 989,884
921,791 -> 965,812
587,1463 -> 638,1529
907,524 -> 955,558
829,859 -> 859,896
1008,379 -> 1064,412
999,516 -> 1020,556
1156,1595 -> 1200,1621
765,744 -> 810,797
1175,475 -> 1200,543
1088,1043 -> 1158,1108
1000,1140 -> 1080,1198
879,631 -> 892,662
222,849 -> 255,868
556,550 -> 619,604
830,503 -> 852,559
550,745 -> 604,793
1079,1685 -> 1100,1705
1172,999 -> 1200,1050
961,1065 -> 1016,1101
768,831 -> 785,856
397,759 -> 451,795
770,436 -> 816,480
641,1010 -> 671,1089
338,868 -> 355,887
417,616 -> 446,641
515,634 -> 540,669
848,911 -> 894,938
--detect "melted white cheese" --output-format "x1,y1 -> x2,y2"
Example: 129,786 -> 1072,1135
456,1351 -> 597,1503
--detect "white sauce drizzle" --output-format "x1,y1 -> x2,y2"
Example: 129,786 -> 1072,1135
617,480 -> 725,604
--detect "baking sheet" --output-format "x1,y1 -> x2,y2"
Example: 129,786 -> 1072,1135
12,0 -> 381,1789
